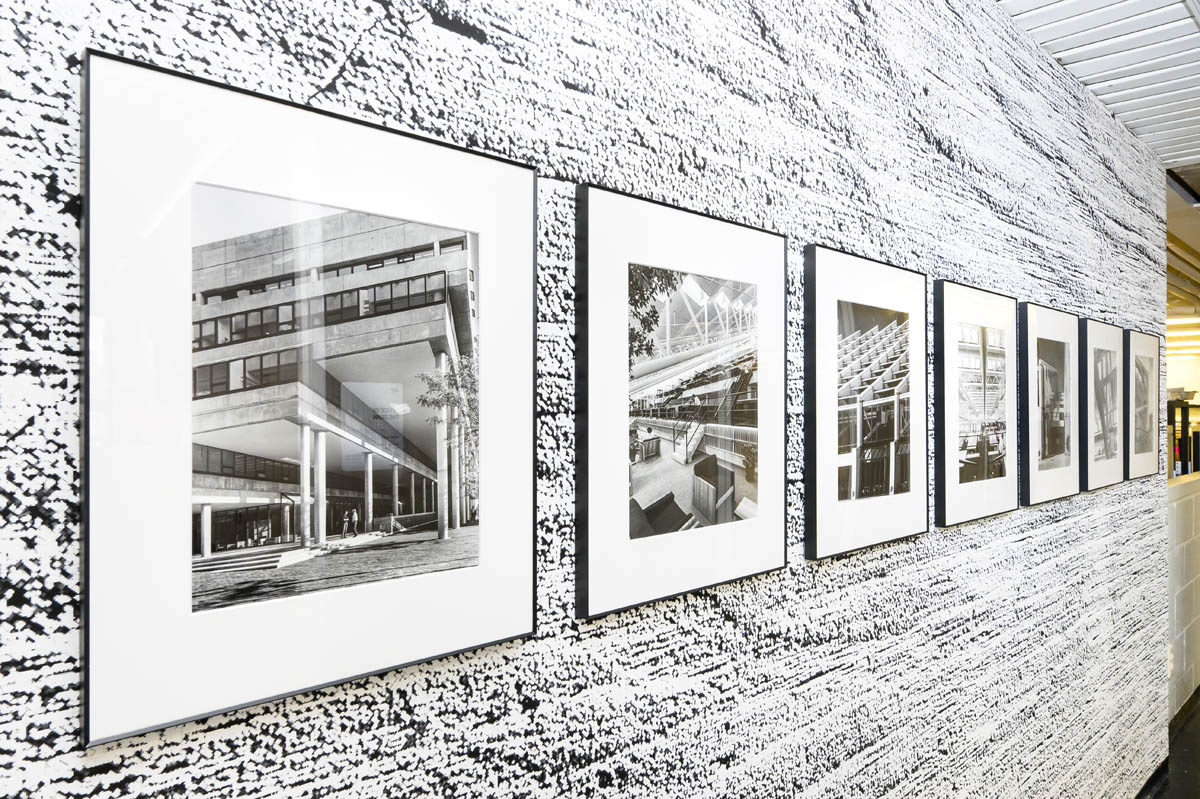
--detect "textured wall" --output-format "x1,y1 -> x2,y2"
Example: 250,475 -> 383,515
0,1 -> 1167,797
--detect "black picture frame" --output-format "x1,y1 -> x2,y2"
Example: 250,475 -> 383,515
933,279 -> 1019,527
1078,317 -> 1126,492
803,244 -> 929,560
1125,327 -> 1164,480
1018,301 -> 1081,507
82,49 -> 539,745
574,183 -> 788,619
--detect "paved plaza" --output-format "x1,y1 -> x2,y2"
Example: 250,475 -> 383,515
192,525 -> 479,611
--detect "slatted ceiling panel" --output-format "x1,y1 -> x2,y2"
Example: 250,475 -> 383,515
1090,59 -> 1200,94
1079,41 -> 1200,81
1003,0 -> 1200,168
1118,96 -> 1200,121
1027,0 -> 1176,33
1041,6 -> 1190,52
1099,72 -> 1200,104
1056,18 -> 1195,63
1134,107 -> 1200,130
1145,122 -> 1200,140
1068,31 -> 1200,76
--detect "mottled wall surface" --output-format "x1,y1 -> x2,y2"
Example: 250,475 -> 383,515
0,1 -> 1167,797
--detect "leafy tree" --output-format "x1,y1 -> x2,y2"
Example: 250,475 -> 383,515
416,343 -> 479,502
628,263 -> 682,373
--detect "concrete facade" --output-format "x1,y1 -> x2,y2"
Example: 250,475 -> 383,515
190,204 -> 478,555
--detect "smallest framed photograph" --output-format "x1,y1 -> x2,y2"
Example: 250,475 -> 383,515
1019,302 -> 1080,506
1079,318 -> 1125,490
1125,329 -> 1161,479
934,280 -> 1018,526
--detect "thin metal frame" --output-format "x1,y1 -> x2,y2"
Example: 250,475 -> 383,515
1125,327 -> 1165,480
1078,316 -> 1126,492
933,279 -> 1019,528
573,182 -> 787,620
1017,300 -> 1082,507
81,49 -> 538,746
803,244 -> 929,560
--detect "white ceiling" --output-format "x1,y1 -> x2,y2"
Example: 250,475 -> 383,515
1001,0 -> 1200,168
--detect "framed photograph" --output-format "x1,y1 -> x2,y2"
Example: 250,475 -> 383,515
1126,329 -> 1161,479
1018,302 -> 1080,505
84,52 -> 535,744
804,245 -> 928,559
1079,318 -> 1124,490
934,281 -> 1017,526
574,185 -> 786,619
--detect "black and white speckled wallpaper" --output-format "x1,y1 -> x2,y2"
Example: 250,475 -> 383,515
0,0 -> 1167,796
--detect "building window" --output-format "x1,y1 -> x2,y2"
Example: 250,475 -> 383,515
440,236 -> 466,253
231,313 -> 246,342
192,269 -> 448,350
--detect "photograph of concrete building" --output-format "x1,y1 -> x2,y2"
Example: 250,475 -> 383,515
1092,347 -> 1121,462
1135,353 -> 1155,455
190,184 -> 479,611
957,323 -> 1007,483
626,264 -> 758,537
1037,337 -> 1071,471
836,301 -> 911,501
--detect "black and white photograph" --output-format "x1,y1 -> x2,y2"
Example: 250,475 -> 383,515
934,281 -> 1017,527
84,54 -> 535,745
835,301 -> 911,502
190,185 -> 480,611
576,186 -> 786,619
627,265 -> 759,535
1126,329 -> 1161,479
1080,318 -> 1123,490
806,246 -> 927,558
1019,302 -> 1080,505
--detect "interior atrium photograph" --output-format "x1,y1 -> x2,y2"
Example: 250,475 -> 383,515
4,0 -> 1200,797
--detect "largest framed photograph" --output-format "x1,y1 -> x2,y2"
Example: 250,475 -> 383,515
84,52 -> 535,744
804,245 -> 928,559
574,185 -> 786,619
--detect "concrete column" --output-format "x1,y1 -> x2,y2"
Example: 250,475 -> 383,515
281,503 -> 291,543
456,421 -> 466,526
364,452 -> 374,531
436,351 -> 449,539
315,430 -> 327,545
392,464 -> 400,517
450,407 -> 461,530
410,473 -> 417,516
299,423 -> 312,547
200,504 -> 213,557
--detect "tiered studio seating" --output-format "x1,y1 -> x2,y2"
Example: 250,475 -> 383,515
837,318 -> 910,412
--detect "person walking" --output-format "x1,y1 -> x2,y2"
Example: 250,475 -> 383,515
341,510 -> 349,538
351,506 -> 359,536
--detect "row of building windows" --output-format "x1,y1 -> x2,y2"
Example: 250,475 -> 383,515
192,270 -> 447,351
192,346 -> 436,471
199,237 -> 466,305
193,443 -> 301,484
